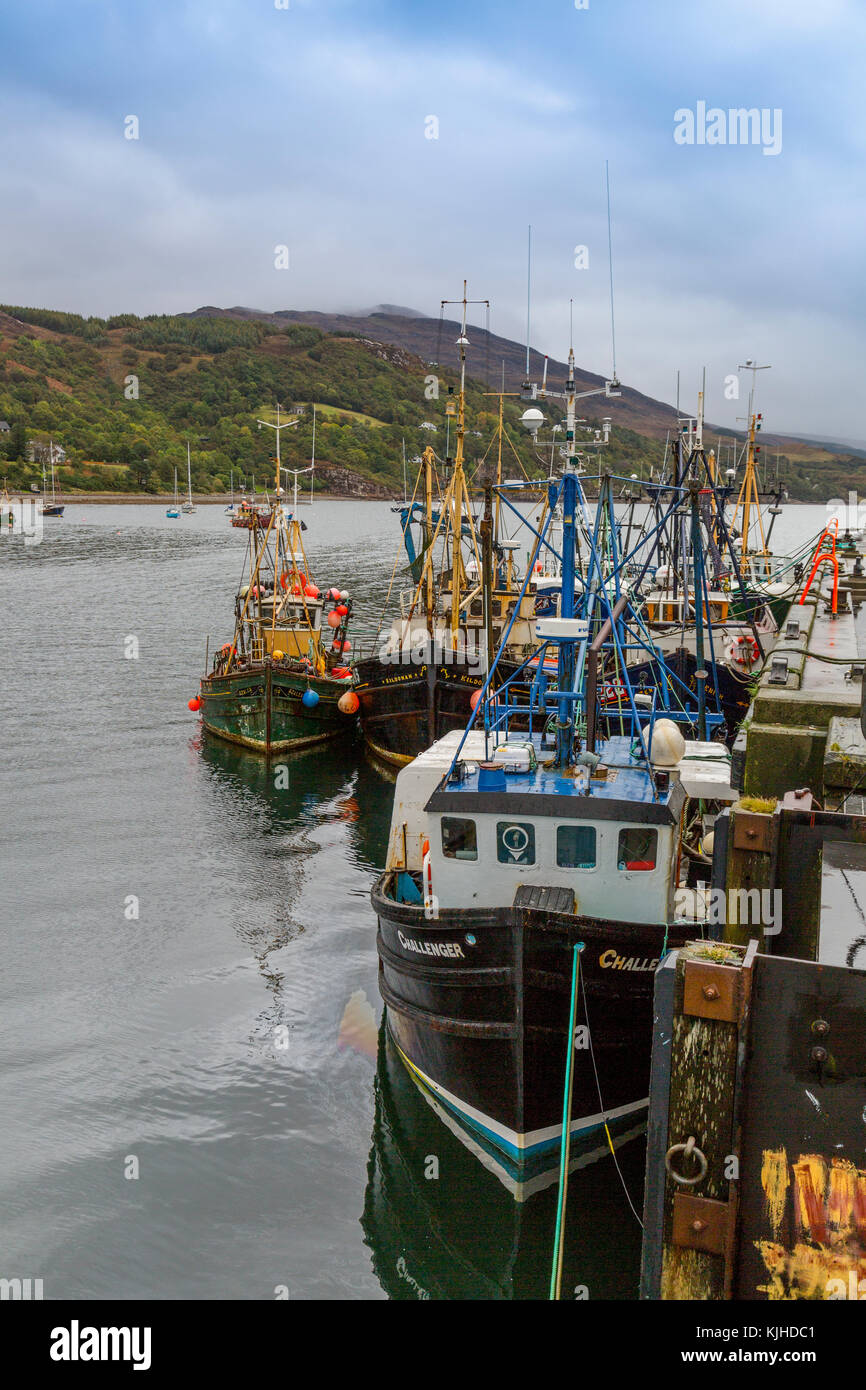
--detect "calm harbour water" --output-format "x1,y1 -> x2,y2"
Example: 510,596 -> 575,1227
0,499 -> 838,1300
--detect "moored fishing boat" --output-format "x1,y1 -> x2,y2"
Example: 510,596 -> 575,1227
196,409 -> 359,753
354,284 -> 538,767
623,386 -> 815,740
371,466 -> 738,1176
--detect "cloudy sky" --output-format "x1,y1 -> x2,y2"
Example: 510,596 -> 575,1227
2,0 -> 864,437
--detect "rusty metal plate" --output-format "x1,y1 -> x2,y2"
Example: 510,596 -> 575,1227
683,959 -> 741,1022
735,954 -> 866,1299
673,1193 -> 732,1256
733,810 -> 775,852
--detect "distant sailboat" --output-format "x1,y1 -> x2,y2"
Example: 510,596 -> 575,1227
166,467 -> 180,518
224,469 -> 236,515
39,443 -> 64,516
182,443 -> 196,514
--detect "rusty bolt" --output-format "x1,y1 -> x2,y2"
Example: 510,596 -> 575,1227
811,1046 -> 828,1064
691,1219 -> 707,1233
702,985 -> 720,1001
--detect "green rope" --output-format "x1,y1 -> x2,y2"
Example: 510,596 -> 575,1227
549,940 -> 584,1301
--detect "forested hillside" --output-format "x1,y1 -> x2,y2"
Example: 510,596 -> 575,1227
0,304 -> 860,500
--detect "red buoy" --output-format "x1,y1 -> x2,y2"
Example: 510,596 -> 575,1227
332,638 -> 352,652
335,604 -> 348,617
188,697 -> 202,712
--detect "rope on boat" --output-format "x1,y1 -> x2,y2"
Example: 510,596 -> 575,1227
579,963 -> 645,1231
549,941 -> 584,1301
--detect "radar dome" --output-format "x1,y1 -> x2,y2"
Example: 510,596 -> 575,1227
650,718 -> 686,768
520,408 -> 544,432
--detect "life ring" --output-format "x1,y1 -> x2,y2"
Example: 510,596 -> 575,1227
732,634 -> 759,666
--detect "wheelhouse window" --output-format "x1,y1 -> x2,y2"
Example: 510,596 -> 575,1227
617,827 -> 657,871
496,821 -> 536,866
441,817 -> 478,861
556,824 -> 597,869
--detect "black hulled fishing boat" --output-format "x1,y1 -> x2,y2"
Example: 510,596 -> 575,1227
371,462 -> 738,1178
354,284 -> 538,766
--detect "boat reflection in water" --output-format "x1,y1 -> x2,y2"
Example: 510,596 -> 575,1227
361,1021 -> 646,1300
199,726 -> 357,821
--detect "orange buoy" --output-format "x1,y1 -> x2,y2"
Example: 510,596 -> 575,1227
469,688 -> 483,710
327,610 -> 342,628
335,603 -> 348,617
338,691 -> 360,715
188,696 -> 202,712
304,584 -> 320,599
332,638 -> 351,652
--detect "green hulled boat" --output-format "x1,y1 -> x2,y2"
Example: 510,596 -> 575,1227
200,661 -> 352,753
197,413 -> 358,753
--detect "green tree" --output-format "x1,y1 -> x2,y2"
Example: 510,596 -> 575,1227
8,421 -> 27,460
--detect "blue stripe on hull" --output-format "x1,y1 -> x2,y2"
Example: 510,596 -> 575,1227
394,1037 -> 647,1169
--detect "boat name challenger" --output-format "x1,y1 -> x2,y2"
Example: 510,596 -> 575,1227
397,930 -> 467,959
598,950 -> 660,971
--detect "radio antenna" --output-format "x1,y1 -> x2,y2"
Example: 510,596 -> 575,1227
605,161 -> 618,384
525,224 -> 532,380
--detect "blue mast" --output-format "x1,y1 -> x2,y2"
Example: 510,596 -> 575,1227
555,471 -> 579,768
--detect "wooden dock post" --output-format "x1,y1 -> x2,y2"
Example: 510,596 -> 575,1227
641,940 -> 757,1300
642,941 -> 866,1299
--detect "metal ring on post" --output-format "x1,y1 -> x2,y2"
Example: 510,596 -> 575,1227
665,1137 -> 708,1186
